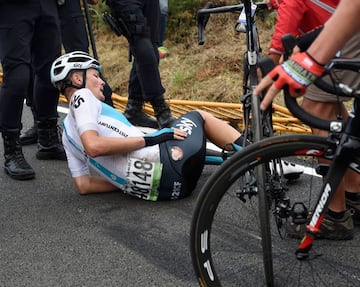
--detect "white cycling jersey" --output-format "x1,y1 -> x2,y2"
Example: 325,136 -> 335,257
62,88 -> 160,193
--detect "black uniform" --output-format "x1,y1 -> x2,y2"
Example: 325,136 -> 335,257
58,0 -> 114,106
0,0 -> 65,180
106,0 -> 175,129
58,0 -> 89,54
106,0 -> 164,101
0,0 -> 61,129
20,0 -> 113,147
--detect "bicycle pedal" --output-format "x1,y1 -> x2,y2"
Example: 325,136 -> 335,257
291,202 -> 309,225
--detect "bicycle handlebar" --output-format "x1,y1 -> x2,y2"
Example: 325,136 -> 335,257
284,59 -> 360,132
279,33 -> 359,132
314,59 -> 360,97
258,37 -> 359,133
197,1 -> 268,45
281,33 -> 360,97
197,2 -> 213,45
283,90 -> 336,131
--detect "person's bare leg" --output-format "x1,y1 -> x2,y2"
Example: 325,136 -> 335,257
197,110 -> 241,150
301,98 -> 360,212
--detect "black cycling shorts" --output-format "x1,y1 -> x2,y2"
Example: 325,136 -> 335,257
158,111 -> 206,200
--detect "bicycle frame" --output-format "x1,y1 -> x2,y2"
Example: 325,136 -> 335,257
297,95 -> 360,258
197,0 -> 269,147
190,39 -> 360,284
197,1 -> 276,281
280,57 -> 360,257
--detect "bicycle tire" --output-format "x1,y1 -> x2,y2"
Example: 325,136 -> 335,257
190,134 -> 360,287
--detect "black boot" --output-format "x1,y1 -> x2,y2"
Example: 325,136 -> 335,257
124,99 -> 159,129
150,95 -> 176,128
2,130 -> 35,180
20,108 -> 38,145
36,118 -> 66,161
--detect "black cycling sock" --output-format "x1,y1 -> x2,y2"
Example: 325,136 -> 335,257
327,209 -> 346,220
234,135 -> 250,147
345,191 -> 360,202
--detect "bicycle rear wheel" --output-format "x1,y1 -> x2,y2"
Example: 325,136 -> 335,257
190,134 -> 360,287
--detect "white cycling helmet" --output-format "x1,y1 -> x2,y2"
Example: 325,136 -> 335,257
50,51 -> 101,92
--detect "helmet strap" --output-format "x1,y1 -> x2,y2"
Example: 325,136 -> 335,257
81,70 -> 87,89
59,71 -> 87,94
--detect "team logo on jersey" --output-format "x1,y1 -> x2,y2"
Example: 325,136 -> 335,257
171,146 -> 183,161
71,94 -> 85,109
171,181 -> 182,200
98,121 -> 129,137
175,117 -> 197,135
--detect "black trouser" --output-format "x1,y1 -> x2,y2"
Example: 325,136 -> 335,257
58,0 -> 113,106
0,0 -> 61,130
107,0 -> 165,101
58,0 -> 89,53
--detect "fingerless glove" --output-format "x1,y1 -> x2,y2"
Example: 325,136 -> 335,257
269,52 -> 325,94
144,128 -> 174,146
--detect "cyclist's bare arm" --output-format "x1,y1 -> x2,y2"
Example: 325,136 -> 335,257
308,0 -> 360,65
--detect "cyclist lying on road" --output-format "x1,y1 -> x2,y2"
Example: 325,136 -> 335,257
50,51 -> 250,201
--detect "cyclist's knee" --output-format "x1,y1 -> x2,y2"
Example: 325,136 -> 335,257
196,110 -> 211,120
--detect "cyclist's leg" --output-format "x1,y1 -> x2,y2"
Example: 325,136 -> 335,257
302,90 -> 360,216
196,110 -> 243,150
306,31 -> 360,214
339,33 -> 360,220
302,97 -> 348,210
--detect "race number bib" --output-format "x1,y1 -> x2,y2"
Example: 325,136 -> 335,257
125,158 -> 163,201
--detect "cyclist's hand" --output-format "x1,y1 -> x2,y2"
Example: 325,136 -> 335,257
254,52 -> 325,110
144,128 -> 187,146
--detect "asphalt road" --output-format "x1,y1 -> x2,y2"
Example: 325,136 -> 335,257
0,104 -> 205,287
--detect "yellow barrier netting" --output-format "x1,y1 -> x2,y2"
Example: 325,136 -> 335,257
0,72 -> 310,134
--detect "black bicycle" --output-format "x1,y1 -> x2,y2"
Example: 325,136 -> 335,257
197,0 -> 273,140
197,0 -> 301,196
191,45 -> 360,286
194,3 -> 302,285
